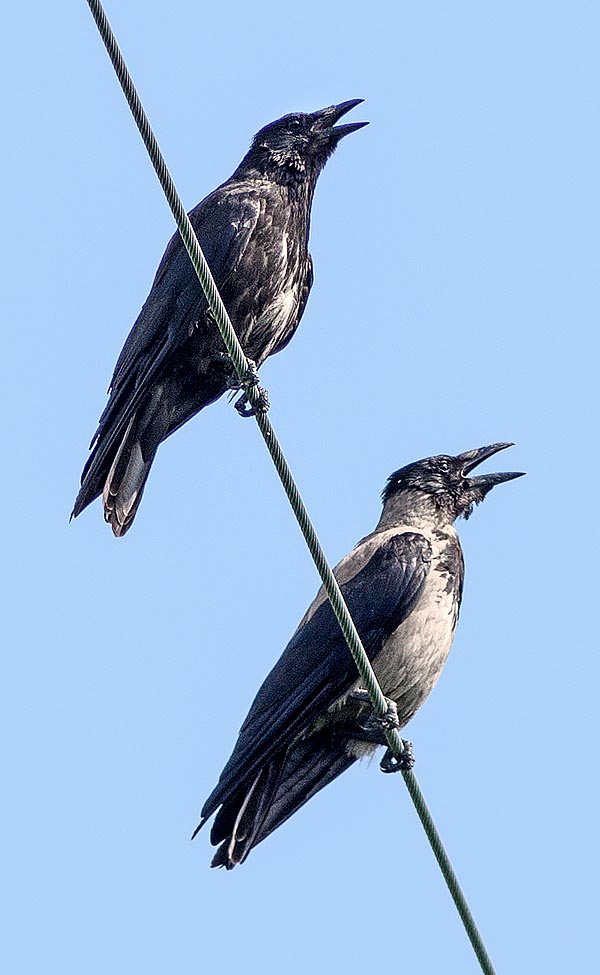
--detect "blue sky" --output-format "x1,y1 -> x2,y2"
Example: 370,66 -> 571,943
2,2 -> 598,972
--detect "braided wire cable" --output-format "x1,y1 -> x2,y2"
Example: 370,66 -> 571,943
84,3 -> 497,971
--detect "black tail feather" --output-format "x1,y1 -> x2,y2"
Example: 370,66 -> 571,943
72,383 -> 171,536
207,731 -> 356,869
72,376 -> 224,535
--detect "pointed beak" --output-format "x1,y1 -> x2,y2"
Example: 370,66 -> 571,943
310,99 -> 368,141
456,442 -> 525,489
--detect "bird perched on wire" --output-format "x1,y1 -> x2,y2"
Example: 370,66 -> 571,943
72,100 -> 367,536
195,443 -> 524,869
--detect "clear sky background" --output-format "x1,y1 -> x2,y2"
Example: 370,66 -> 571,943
2,2 -> 598,972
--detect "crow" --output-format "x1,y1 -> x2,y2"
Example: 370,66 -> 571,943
195,443 -> 524,868
72,100 -> 367,535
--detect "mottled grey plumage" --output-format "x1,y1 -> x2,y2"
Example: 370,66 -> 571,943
72,100 -> 367,536
195,443 -> 524,869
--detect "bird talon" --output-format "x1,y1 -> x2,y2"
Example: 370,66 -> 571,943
233,385 -> 270,418
241,359 -> 260,387
351,690 -> 400,733
234,392 -> 253,416
225,358 -> 257,392
232,361 -> 270,416
380,741 -> 414,773
379,699 -> 400,731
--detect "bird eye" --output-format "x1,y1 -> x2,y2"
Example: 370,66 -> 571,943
438,459 -> 451,473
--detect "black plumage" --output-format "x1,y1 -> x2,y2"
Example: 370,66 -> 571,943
72,100 -> 367,535
195,444 -> 524,868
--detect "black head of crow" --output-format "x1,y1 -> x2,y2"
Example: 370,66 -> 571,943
238,100 -> 368,186
381,442 -> 525,525
72,101 -> 367,536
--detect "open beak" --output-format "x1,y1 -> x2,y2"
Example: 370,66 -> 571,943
310,99 -> 369,141
456,442 -> 526,489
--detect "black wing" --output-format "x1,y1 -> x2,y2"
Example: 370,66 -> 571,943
86,185 -> 262,459
201,531 -> 432,822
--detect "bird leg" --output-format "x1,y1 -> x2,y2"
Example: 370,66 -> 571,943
224,358 -> 270,417
350,689 -> 415,773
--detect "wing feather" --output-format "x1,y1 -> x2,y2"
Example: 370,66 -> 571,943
109,188 -> 262,395
201,532 -> 432,822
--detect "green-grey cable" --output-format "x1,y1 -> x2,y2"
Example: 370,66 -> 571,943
84,3 -> 497,972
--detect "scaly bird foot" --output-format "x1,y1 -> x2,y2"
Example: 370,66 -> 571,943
380,740 -> 415,773
351,689 -> 401,735
230,360 -> 270,417
349,690 -> 414,772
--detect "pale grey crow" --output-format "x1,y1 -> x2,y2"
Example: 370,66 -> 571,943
72,101 -> 367,535
195,443 -> 524,868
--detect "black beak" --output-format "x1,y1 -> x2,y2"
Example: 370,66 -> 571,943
456,442 -> 525,489
310,99 -> 368,141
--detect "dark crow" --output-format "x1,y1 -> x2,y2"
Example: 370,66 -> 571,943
72,100 -> 367,535
195,443 -> 524,868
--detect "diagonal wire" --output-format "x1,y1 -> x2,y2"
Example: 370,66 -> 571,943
84,3 -> 497,972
